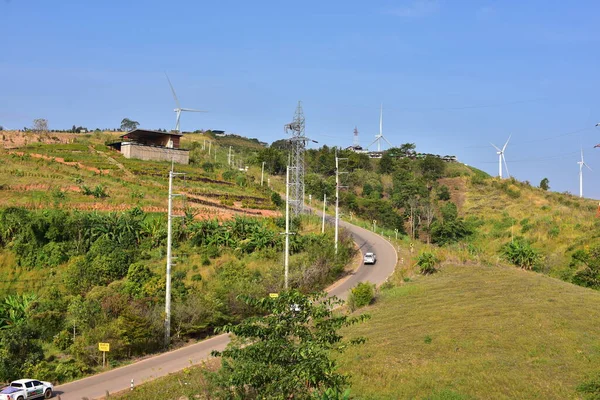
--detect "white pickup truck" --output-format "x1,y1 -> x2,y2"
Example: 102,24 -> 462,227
0,379 -> 53,399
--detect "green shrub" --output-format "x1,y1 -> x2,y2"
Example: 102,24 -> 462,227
416,251 -> 439,275
191,273 -> 203,282
53,330 -> 73,351
501,238 -> 541,270
437,185 -> 451,201
347,282 -> 375,311
271,192 -> 283,207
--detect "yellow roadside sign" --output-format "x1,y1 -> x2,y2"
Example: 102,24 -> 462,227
269,293 -> 279,298
99,342 -> 110,352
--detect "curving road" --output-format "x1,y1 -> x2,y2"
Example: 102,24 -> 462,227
55,217 -> 397,399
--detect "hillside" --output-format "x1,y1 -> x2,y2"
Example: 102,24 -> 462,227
336,264 -> 600,399
0,130 -> 276,220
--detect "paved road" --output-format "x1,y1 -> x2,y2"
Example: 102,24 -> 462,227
55,218 -> 397,399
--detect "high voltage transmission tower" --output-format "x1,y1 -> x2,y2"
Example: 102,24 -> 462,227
284,101 -> 313,217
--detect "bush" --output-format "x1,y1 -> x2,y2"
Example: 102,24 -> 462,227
416,251 -> 439,275
347,282 -> 375,311
271,192 -> 283,207
501,238 -> 540,270
53,330 -> 73,351
437,185 -> 451,201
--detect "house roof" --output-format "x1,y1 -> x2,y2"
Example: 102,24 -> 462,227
120,129 -> 183,140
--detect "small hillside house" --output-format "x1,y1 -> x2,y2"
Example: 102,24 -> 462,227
109,129 -> 189,164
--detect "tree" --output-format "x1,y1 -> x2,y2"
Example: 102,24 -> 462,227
570,246 -> 600,289
430,202 -> 473,245
120,118 -> 140,131
32,118 -> 49,133
0,125 -> 4,131
540,178 -> 550,191
208,290 -> 369,399
378,151 -> 395,174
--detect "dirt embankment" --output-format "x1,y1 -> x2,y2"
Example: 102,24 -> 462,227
1,130 -> 78,149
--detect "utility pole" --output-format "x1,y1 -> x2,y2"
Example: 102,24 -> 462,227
322,193 -> 326,234
261,161 -> 265,186
165,165 -> 185,346
335,157 -> 339,254
334,153 -> 348,254
284,166 -> 290,289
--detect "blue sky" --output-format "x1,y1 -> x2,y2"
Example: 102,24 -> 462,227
2,0 -> 600,197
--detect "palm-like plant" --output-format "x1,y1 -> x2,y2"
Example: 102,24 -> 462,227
0,293 -> 37,329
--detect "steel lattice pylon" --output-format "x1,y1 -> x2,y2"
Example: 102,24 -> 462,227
284,101 -> 307,216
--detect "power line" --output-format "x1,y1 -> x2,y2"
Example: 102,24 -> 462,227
466,127 -> 593,149
476,151 -> 580,164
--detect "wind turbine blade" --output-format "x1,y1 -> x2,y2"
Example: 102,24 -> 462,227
368,138 -> 379,148
165,72 -> 181,109
490,143 -> 501,152
502,154 -> 510,178
383,136 -> 393,147
179,108 -> 207,112
585,162 -> 593,171
379,103 -> 383,137
502,134 -> 512,152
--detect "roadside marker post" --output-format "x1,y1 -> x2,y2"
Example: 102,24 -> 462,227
131,379 -> 134,391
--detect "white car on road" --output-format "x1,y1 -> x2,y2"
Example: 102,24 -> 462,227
1,379 -> 53,399
363,252 -> 377,265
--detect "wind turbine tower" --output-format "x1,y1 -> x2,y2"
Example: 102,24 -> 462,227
491,135 -> 511,179
165,73 -> 206,133
578,148 -> 592,198
369,103 -> 393,151
284,101 -> 311,216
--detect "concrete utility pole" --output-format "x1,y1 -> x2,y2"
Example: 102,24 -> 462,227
261,161 -> 265,186
335,157 -> 339,254
284,166 -> 290,289
334,154 -> 347,254
165,165 -> 185,346
322,193 -> 326,234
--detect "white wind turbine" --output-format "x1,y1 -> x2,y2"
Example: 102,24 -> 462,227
491,135 -> 511,179
165,73 -> 206,133
369,103 -> 393,152
578,148 -> 592,198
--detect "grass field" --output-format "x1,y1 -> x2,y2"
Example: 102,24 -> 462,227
335,264 -> 600,399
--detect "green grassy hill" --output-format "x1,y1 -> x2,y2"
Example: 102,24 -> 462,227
335,264 -> 600,399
